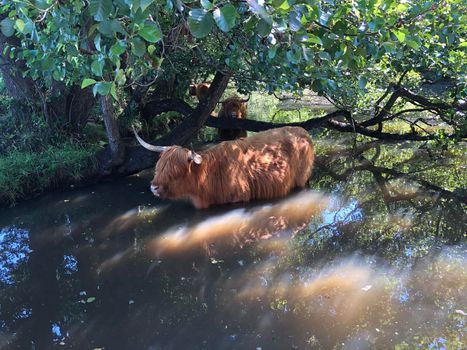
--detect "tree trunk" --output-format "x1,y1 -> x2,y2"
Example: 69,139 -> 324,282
1,14 -> 96,133
67,86 -> 96,133
155,71 -> 230,145
100,95 -> 125,167
0,23 -> 37,121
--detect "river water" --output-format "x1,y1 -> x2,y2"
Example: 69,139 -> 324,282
0,139 -> 466,349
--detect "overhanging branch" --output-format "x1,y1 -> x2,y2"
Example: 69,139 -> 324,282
148,70 -> 230,146
141,97 -> 464,142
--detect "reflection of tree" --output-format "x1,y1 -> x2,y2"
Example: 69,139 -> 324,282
0,139 -> 465,349
316,141 -> 466,203
0,227 -> 65,348
296,139 -> 466,263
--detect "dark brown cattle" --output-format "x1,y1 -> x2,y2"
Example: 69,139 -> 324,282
189,82 -> 210,101
134,126 -> 314,209
217,95 -> 249,141
189,84 -> 248,141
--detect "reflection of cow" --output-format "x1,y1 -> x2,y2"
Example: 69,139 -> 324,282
217,95 -> 249,141
134,126 -> 314,208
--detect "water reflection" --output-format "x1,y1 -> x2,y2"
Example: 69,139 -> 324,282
147,191 -> 328,258
0,140 -> 465,349
219,248 -> 466,349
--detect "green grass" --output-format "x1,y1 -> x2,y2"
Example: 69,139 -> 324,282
0,142 -> 98,204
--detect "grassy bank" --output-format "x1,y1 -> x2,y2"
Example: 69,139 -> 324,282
0,142 -> 99,205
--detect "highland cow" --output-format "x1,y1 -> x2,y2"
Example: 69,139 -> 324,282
189,82 -> 210,101
134,126 -> 314,209
189,83 -> 249,141
217,95 -> 249,141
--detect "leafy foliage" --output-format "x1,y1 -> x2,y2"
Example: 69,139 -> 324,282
1,0 -> 464,104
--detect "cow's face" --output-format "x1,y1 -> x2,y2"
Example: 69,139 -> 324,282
189,83 -> 210,101
150,146 -> 202,199
219,97 -> 247,120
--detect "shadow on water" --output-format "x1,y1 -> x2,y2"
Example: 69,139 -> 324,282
0,140 -> 466,349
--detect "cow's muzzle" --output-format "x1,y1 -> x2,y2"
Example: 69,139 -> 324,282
150,184 -> 160,197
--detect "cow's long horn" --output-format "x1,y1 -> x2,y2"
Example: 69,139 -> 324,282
240,94 -> 251,103
132,126 -> 169,153
188,150 -> 203,164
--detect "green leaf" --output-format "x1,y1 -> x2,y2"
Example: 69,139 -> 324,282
92,82 -> 112,96
308,34 -> 323,45
15,19 -> 25,33
326,79 -> 337,90
392,30 -> 406,43
52,70 -> 62,81
286,48 -> 302,64
200,0 -> 214,10
110,82 -> 118,100
89,0 -> 112,22
35,0 -> 51,10
459,42 -> 467,48
256,18 -> 272,37
382,41 -> 395,53
248,0 -> 271,22
289,11 -> 301,32
22,20 -> 34,35
137,0 -> 154,12
115,69 -> 127,85
94,34 -> 102,51
81,78 -> 97,88
0,18 -> 15,37
98,19 -> 127,37
41,56 -> 54,71
268,46 -> 278,59
396,3 -> 409,12
110,40 -> 126,55
86,297 -> 96,303
319,51 -> 331,61
91,59 -> 105,77
188,9 -> 214,38
303,47 -> 314,61
147,44 -> 156,55
213,4 -> 237,32
272,0 -> 286,7
406,39 -> 419,50
139,21 -> 162,43
358,76 -> 367,89
131,37 -> 146,56
165,0 -> 173,12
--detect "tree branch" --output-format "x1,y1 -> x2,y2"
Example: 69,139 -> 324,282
398,87 -> 456,111
142,96 -> 465,142
150,70 -> 230,146
205,110 -> 350,131
361,86 -> 401,127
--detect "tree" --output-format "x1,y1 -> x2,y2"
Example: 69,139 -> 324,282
0,0 -> 465,174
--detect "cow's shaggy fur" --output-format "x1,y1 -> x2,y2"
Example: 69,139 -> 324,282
189,82 -> 210,101
217,95 -> 248,140
151,126 -> 314,208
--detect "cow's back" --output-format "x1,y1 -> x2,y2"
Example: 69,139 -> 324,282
192,127 -> 314,207
229,127 -> 313,200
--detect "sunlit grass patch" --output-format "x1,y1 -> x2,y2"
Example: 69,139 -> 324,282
0,142 -> 98,205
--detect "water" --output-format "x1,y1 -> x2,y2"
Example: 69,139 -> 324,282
0,140 -> 466,349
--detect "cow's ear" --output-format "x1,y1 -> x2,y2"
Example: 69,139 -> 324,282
188,151 -> 203,165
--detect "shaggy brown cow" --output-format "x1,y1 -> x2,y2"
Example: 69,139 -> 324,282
189,82 -> 210,101
134,126 -> 314,209
217,95 -> 249,141
189,84 -> 248,141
